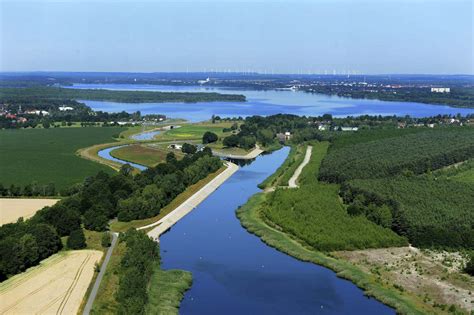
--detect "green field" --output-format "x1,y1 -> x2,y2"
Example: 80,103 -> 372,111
157,122 -> 233,141
0,127 -> 122,190
110,144 -> 172,167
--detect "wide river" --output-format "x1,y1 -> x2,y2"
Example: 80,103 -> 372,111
97,133 -> 394,314
69,83 -> 474,121
81,85 -> 427,313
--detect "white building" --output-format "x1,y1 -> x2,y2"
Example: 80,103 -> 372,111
340,127 -> 359,131
59,106 -> 74,111
168,144 -> 183,150
431,87 -> 450,93
26,110 -> 49,115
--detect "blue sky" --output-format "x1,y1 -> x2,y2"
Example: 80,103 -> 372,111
1,0 -> 472,74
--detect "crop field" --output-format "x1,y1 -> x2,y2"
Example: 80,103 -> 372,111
0,198 -> 59,225
0,127 -> 123,190
110,144 -> 170,167
0,250 -> 102,315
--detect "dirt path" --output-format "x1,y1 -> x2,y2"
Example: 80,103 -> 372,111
0,250 -> 102,315
0,198 -> 59,225
144,162 -> 239,240
288,145 -> 312,188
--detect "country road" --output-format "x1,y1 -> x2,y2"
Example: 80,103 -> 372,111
82,232 -> 118,315
288,145 -> 312,188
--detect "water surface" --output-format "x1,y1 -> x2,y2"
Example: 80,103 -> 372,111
160,148 -> 394,314
97,145 -> 146,171
69,83 -> 474,121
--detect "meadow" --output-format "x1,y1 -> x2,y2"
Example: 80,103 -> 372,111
0,127 -> 123,190
157,122 -> 233,141
110,144 -> 171,167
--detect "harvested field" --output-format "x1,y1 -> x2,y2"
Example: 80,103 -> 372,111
0,198 -> 59,225
0,250 -> 102,315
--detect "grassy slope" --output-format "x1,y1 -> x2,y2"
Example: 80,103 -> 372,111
0,127 -> 122,189
110,144 -> 169,167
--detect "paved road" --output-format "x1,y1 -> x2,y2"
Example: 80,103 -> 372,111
82,232 -> 118,315
288,145 -> 313,188
144,162 -> 239,240
212,145 -> 264,160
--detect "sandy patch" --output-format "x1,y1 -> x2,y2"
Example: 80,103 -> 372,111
0,198 -> 59,225
334,246 -> 473,312
0,250 -> 102,315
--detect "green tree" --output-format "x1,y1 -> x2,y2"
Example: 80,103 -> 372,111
101,232 -> 111,248
202,131 -> 218,144
67,229 -> 87,249
181,143 -> 197,154
29,223 -> 62,260
465,254 -> 474,276
223,135 -> 239,147
20,233 -> 39,266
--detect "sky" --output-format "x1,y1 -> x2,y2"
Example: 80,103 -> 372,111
0,0 -> 473,74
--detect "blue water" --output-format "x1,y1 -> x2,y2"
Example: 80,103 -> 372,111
69,83 -> 474,122
159,147 -> 394,314
130,130 -> 161,140
97,145 -> 147,171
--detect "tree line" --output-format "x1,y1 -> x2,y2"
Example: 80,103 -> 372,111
0,148 -> 221,279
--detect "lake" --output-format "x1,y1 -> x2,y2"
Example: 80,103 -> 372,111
69,83 -> 474,122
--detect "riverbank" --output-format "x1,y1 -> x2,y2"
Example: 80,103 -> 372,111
145,161 -> 239,240
212,145 -> 264,160
236,193 -> 429,315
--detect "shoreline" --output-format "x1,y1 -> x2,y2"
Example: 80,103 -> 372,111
212,145 -> 264,160
144,161 -> 239,240
236,193 -> 429,315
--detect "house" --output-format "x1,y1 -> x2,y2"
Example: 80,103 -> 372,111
397,122 -> 407,129
25,110 -> 49,116
340,127 -> 359,132
318,125 -> 328,131
427,123 -> 435,128
276,132 -> 292,143
431,87 -> 450,93
168,144 -> 183,150
59,106 -> 74,111
17,117 -> 27,123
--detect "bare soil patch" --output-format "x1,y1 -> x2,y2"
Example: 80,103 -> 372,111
334,246 -> 473,313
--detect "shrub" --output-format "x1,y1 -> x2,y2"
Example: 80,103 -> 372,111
67,229 -> 86,249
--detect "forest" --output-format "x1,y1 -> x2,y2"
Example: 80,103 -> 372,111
319,128 -> 474,183
0,86 -> 246,103
341,176 -> 474,248
0,148 -> 222,279
316,127 -> 474,249
260,142 -> 407,251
